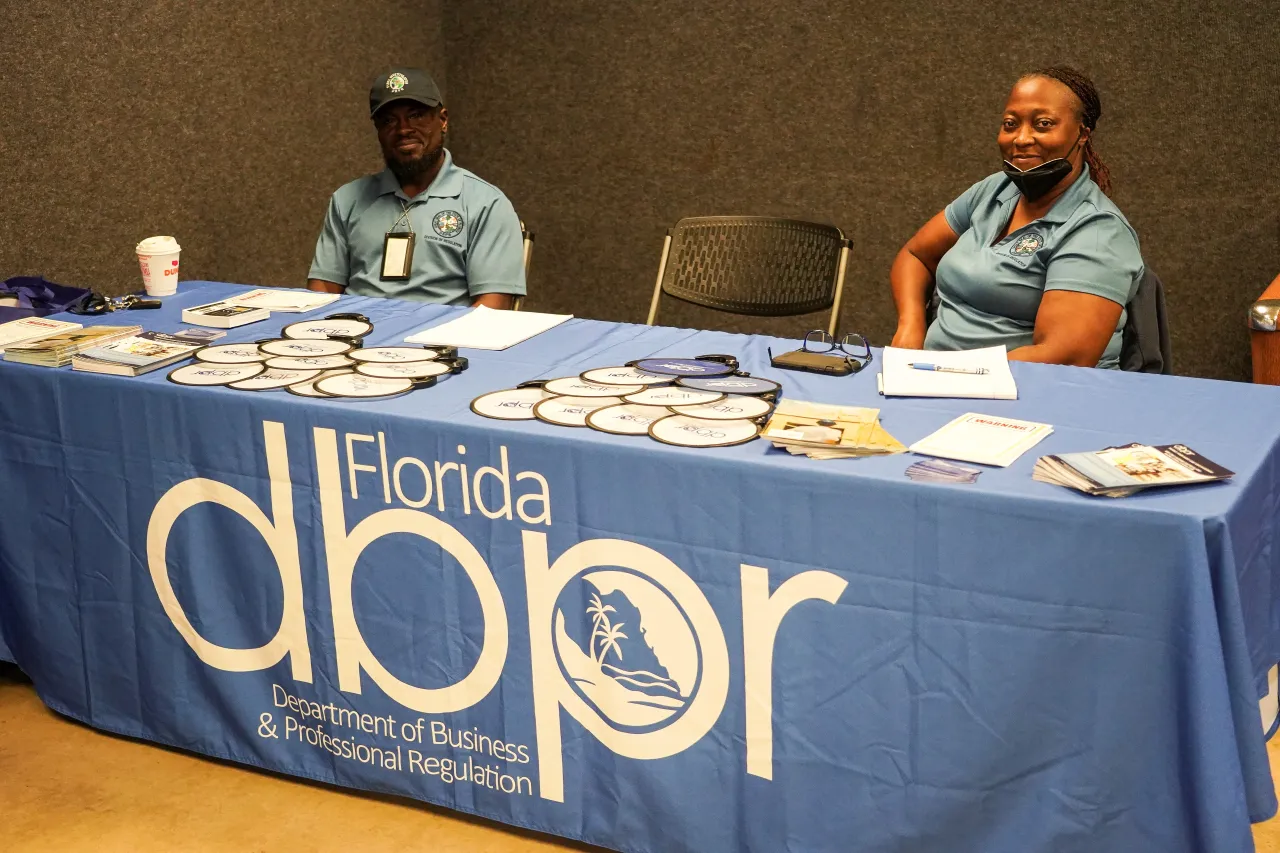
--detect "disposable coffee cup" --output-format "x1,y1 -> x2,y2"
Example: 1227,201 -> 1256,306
136,235 -> 181,296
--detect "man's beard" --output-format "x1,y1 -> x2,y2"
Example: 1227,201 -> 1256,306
385,138 -> 445,186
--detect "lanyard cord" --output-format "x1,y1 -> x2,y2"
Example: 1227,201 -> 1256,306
390,200 -> 415,233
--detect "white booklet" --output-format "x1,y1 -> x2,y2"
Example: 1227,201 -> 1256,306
223,288 -> 340,313
910,412 -> 1053,467
880,345 -> 1018,400
0,316 -> 83,353
404,305 -> 572,350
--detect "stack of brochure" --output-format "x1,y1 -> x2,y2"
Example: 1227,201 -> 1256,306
182,300 -> 269,328
0,316 -> 83,354
1034,443 -> 1234,497
72,331 -> 202,376
4,325 -> 142,367
763,400 -> 906,459
910,412 -> 1053,467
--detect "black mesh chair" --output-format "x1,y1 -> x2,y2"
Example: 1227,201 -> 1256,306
1119,268 -> 1172,374
645,216 -> 852,335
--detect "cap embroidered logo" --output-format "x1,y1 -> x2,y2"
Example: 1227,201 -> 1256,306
386,72 -> 408,93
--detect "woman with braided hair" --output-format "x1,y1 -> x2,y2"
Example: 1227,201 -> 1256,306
890,67 -> 1143,368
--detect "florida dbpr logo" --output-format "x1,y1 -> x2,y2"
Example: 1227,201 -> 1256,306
146,421 -> 850,799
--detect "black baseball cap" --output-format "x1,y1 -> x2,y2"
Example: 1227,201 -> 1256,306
369,68 -> 442,117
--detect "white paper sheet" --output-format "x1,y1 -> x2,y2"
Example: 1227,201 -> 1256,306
223,288 -> 340,313
909,413 -> 1053,467
880,345 -> 1018,400
404,305 -> 573,350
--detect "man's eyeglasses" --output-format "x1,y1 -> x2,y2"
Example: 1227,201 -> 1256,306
803,331 -> 872,365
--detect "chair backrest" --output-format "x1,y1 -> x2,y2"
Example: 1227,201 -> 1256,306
647,216 -> 850,334
514,220 -> 534,312
1120,267 -> 1172,374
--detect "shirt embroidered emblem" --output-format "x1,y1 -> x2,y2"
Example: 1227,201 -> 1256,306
432,210 -> 464,238
1011,232 -> 1043,256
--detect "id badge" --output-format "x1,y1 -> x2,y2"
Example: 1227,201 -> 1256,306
381,231 -> 415,280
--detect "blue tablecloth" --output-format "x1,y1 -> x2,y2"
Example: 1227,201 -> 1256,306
1,281 -> 1277,853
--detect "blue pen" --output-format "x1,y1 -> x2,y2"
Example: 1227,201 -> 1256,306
907,363 -> 989,375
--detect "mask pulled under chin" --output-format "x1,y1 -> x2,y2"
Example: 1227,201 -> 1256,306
1002,132 -> 1084,201
1001,157 -> 1074,201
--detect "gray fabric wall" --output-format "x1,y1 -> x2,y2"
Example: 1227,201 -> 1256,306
3,2 -> 1277,381
0,1 -> 444,297
442,1 -> 1280,381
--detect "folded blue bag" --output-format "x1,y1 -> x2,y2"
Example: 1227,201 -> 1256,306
0,277 -> 92,323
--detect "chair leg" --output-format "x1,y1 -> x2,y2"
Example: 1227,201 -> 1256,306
646,235 -> 672,326
827,244 -> 850,337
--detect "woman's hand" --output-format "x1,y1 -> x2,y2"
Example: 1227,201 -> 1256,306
891,319 -> 926,349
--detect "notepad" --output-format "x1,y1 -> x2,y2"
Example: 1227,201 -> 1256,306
880,345 -> 1018,400
404,305 -> 572,350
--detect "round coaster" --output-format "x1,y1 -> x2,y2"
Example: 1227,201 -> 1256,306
168,362 -> 265,386
622,386 -> 725,407
264,354 -> 355,370
579,366 -> 671,386
671,395 -> 774,421
356,361 -> 451,379
676,375 -> 781,396
314,373 -> 425,399
649,415 -> 761,448
470,387 -> 547,420
542,377 -> 636,397
631,357 -> 737,377
229,367 -> 322,391
259,338 -> 353,357
533,395 -> 622,427
281,317 -> 374,340
349,346 -> 443,364
286,369 -> 353,398
585,404 -> 671,435
194,343 -> 267,364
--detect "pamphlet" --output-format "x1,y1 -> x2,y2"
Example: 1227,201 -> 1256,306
910,412 -> 1053,467
72,331 -> 201,376
182,300 -> 270,328
762,400 -> 906,460
0,316 -> 83,353
1034,443 -> 1234,497
4,325 -> 143,367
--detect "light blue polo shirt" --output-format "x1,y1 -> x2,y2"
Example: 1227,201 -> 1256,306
924,165 -> 1144,369
308,150 -> 526,306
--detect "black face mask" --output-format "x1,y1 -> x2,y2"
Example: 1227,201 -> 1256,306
1002,133 -> 1084,201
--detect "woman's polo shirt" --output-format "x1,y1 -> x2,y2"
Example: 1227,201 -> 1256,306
924,166 -> 1144,369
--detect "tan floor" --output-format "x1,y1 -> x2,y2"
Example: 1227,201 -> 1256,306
0,664 -> 600,853
3,661 -> 1280,852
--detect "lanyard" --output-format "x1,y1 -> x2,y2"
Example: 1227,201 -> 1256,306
390,200 -> 415,233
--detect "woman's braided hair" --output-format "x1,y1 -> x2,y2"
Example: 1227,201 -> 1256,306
1023,66 -> 1113,196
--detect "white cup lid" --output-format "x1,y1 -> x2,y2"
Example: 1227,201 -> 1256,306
137,235 -> 181,254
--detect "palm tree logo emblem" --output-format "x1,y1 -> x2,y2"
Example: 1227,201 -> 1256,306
553,570 -> 700,732
587,593 -> 628,665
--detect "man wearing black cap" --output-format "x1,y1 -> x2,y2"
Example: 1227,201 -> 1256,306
306,68 -> 526,307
